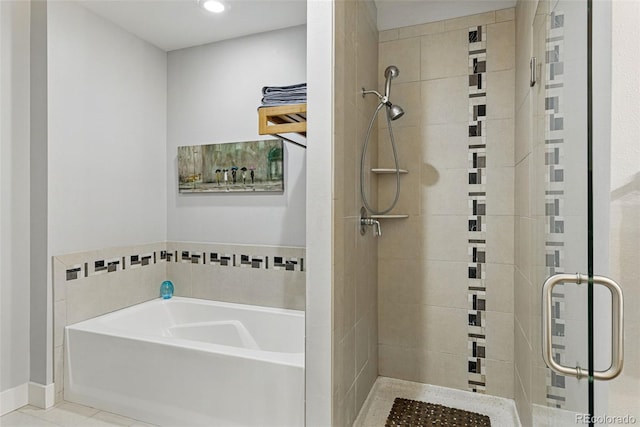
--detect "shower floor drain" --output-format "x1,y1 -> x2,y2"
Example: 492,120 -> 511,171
385,397 -> 491,426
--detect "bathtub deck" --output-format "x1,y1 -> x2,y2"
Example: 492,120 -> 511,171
1,401 -> 157,427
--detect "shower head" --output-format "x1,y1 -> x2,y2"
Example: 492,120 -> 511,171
384,65 -> 399,79
387,103 -> 405,121
384,65 -> 400,105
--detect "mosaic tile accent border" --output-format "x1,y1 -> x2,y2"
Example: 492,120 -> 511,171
544,10 -> 567,409
467,24 -> 488,393
63,244 -> 305,282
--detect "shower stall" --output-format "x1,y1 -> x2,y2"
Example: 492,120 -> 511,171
307,0 -> 640,425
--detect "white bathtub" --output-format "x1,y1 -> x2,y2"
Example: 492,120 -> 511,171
64,297 -> 305,426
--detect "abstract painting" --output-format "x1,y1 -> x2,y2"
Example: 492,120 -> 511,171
178,139 -> 284,193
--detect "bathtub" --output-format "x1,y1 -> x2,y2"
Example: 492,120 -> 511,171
64,297 -> 304,426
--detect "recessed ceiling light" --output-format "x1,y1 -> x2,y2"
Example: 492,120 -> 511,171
201,0 -> 225,13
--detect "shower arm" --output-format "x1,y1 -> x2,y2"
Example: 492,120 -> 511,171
362,88 -> 389,105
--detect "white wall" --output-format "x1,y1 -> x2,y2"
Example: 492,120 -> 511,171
167,25 -> 307,247
0,0 -> 31,398
48,1 -> 167,257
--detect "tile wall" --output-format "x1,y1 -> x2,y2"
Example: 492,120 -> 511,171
53,241 -> 305,403
513,1 -> 538,425
377,8 -> 516,399
333,0 -> 380,425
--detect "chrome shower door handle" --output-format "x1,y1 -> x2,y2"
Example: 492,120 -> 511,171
542,273 -> 624,380
530,57 -> 537,87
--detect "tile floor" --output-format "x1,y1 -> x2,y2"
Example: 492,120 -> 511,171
354,377 -> 522,427
3,378 -> 521,427
0,402 -> 157,427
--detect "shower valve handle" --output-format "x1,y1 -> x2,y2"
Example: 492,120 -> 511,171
360,218 -> 382,237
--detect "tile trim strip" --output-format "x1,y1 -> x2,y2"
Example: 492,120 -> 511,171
544,10 -> 567,409
467,23 -> 488,393
63,244 -> 305,282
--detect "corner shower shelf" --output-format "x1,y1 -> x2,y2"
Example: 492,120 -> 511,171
258,103 -> 307,148
370,214 -> 409,219
371,168 -> 408,174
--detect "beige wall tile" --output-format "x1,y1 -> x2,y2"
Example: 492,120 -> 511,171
423,215 -> 469,262
54,300 -> 66,348
54,346 -> 63,395
485,215 -> 515,264
342,326 -> 357,399
421,29 -> 469,80
355,314 -> 370,375
486,167 -> 515,215
378,300 -> 420,348
485,359 -> 515,398
417,306 -> 468,354
423,215 -> 468,261
53,258 -> 68,302
423,260 -> 468,309
514,318 -> 532,403
355,360 -> 376,411
378,344 -> 419,381
166,262 -> 193,297
486,70 -> 515,120
515,155 -> 531,217
66,274 -> 111,325
421,168 -> 467,215
515,97 -> 532,164
379,29 -> 398,43
496,8 -> 515,23
487,21 -> 515,72
485,263 -> 514,313
378,81 -> 422,130
422,123 -> 469,170
444,11 -> 496,32
486,119 -> 515,168
379,38 -> 421,84
377,216 -> 424,260
416,350 -> 468,390
515,217 -> 534,283
485,311 -> 514,362
422,77 -> 469,125
378,258 -> 422,305
378,173 -> 419,216
378,125 -> 421,169
514,371 -> 533,427
515,0 -> 536,110
398,21 -> 444,39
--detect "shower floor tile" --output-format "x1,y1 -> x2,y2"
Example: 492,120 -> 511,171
1,403 -> 158,427
354,377 -> 522,427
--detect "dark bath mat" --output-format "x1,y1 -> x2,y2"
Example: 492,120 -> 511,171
385,397 -> 491,426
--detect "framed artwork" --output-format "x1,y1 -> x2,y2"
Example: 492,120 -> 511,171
178,139 -> 284,193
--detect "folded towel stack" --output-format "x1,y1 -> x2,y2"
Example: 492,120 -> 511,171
261,83 -> 307,106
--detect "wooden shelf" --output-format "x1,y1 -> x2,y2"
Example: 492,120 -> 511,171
258,104 -> 306,147
371,168 -> 408,174
370,214 -> 409,219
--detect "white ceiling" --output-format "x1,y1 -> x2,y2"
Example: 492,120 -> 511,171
77,0 -> 307,52
77,0 -> 518,52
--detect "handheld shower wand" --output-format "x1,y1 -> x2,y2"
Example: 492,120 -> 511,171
360,65 -> 405,218
362,65 -> 405,121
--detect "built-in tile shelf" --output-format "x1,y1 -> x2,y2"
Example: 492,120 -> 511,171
371,168 -> 408,174
370,214 -> 409,219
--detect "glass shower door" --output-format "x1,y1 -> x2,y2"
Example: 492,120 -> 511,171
531,0 -> 635,425
531,0 -> 591,422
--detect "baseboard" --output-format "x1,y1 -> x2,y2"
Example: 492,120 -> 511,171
0,383 -> 28,416
28,382 -> 55,409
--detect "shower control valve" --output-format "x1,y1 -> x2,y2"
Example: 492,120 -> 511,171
360,217 -> 382,237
